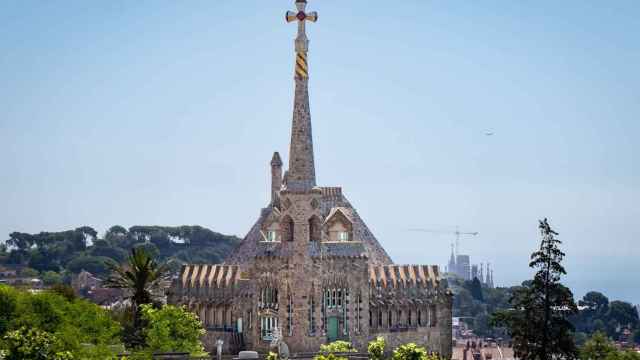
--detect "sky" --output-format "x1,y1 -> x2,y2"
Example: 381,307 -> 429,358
1,1 -> 639,304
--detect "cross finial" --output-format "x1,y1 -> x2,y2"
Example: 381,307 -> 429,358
286,0 -> 318,54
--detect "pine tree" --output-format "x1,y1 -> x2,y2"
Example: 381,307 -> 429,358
493,218 -> 578,360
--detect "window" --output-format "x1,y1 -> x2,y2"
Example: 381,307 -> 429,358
248,310 -> 253,329
287,294 -> 293,336
308,296 -> 316,335
417,310 -> 422,326
261,316 -> 278,340
408,310 -> 412,326
388,311 -> 392,327
378,310 -> 383,327
397,310 -> 402,326
369,310 -> 373,328
266,230 -> 278,242
338,231 -> 349,242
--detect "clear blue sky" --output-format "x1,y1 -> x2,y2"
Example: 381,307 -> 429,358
1,1 -> 638,303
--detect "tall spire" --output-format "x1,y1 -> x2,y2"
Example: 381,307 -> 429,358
285,0 -> 318,191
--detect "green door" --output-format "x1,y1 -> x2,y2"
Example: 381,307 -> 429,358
328,317 -> 339,342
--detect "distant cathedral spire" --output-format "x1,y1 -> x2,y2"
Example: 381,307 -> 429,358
285,0 -> 318,192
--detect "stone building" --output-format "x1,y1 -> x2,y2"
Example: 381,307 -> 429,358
168,1 -> 452,357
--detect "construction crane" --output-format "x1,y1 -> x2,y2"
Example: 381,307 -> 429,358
408,226 -> 478,257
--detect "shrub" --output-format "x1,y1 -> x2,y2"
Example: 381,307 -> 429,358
368,336 -> 386,360
314,340 -> 356,360
392,343 -> 428,360
319,340 -> 356,354
266,351 -> 279,360
140,304 -> 206,356
2,327 -> 74,360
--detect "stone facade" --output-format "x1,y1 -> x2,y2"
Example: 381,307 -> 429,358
167,1 -> 452,358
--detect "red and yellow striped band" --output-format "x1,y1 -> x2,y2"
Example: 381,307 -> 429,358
295,52 -> 308,79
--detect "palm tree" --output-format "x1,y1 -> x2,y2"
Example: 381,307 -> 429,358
103,247 -> 169,345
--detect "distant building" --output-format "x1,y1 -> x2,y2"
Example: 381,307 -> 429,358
456,255 -> 471,281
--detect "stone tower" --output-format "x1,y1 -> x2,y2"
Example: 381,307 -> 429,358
171,2 -> 452,357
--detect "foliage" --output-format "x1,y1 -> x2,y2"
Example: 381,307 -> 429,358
604,351 -> 640,360
19,267 -> 39,278
492,218 -> 578,360
139,304 -> 206,355
391,343 -> 431,360
50,284 -> 77,301
580,331 -> 617,360
2,225 -> 240,281
0,284 -> 122,359
66,255 -> 111,275
315,341 -> 356,360
266,351 -> 279,360
2,327 -> 74,360
0,286 -> 18,336
571,291 -> 640,341
102,248 -> 169,348
42,271 -> 63,285
368,336 -> 386,360
319,340 -> 357,354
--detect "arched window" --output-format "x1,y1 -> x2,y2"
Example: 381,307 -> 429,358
309,216 -> 322,242
282,216 -> 294,242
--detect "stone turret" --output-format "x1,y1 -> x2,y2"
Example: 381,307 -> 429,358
270,152 -> 283,205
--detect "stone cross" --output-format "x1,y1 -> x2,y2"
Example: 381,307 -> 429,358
286,0 -> 318,53
286,0 -> 317,78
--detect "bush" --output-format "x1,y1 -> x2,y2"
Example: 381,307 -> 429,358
392,343 -> 436,360
2,327 -> 74,360
0,284 -> 122,359
140,304 -> 206,356
319,340 -> 356,354
266,351 -> 279,360
368,336 -> 386,360
314,340 -> 356,360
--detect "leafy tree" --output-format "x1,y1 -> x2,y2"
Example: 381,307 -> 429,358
392,343 -> 440,360
580,331 -> 616,360
140,304 -> 206,355
319,341 -> 357,354
469,277 -> 484,302
103,247 -> 169,346
634,328 -> 640,345
42,271 -> 64,286
580,291 -> 609,312
19,267 -> 39,278
2,327 -> 74,360
368,336 -> 386,360
604,350 -> 640,360
607,301 -> 639,330
66,255 -> 110,275
492,218 -> 578,360
50,284 -> 77,302
0,285 -> 18,336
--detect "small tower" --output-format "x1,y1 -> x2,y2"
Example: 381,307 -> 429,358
271,152 -> 283,205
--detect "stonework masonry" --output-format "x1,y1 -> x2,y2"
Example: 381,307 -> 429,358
167,1 -> 452,358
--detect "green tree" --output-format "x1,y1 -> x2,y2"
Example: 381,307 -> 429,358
140,304 -> 205,355
42,271 -> 63,286
66,255 -> 110,275
634,328 -> 640,345
580,331 -> 616,360
492,218 -> 578,360
103,247 -> 169,347
392,343 -> 428,360
2,327 -> 74,360
368,336 -> 386,360
469,278 -> 484,302
0,285 -> 18,336
19,267 -> 39,278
